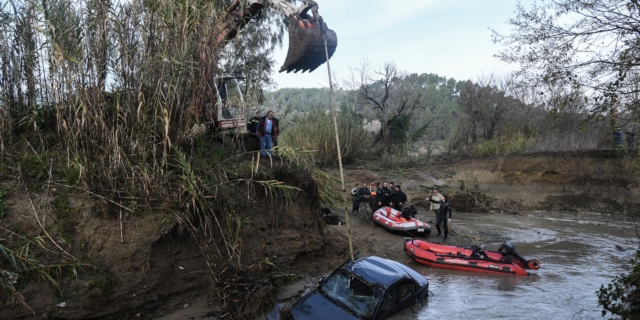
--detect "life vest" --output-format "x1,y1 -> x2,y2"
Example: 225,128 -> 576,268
370,186 -> 377,196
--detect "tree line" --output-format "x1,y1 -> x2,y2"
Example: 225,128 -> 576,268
269,65 -> 612,160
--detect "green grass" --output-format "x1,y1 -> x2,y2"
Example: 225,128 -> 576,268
471,135 -> 536,157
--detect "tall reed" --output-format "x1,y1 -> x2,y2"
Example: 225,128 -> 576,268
281,109 -> 373,166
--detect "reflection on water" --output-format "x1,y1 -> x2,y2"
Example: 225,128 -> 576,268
392,212 -> 637,320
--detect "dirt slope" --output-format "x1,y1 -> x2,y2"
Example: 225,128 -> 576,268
0,165 -> 348,319
340,151 -> 639,214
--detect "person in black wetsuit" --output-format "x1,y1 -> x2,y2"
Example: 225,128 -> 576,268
429,195 -> 452,240
391,185 -> 406,211
378,182 -> 391,210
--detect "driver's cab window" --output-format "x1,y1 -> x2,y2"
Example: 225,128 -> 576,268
378,280 -> 415,317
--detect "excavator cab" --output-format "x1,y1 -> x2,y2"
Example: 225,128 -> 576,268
209,76 -> 247,132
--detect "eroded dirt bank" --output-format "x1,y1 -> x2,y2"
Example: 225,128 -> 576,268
0,165 -> 349,319
1,151 -> 637,319
340,150 -> 640,214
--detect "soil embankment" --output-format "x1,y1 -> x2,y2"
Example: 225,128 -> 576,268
0,165 -> 349,319
1,151 -> 636,319
341,150 -> 639,214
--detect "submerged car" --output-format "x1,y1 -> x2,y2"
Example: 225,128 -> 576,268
283,255 -> 429,320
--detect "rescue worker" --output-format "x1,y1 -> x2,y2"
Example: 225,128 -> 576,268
388,182 -> 395,207
358,183 -> 370,214
257,110 -> 279,157
429,195 -> 452,240
369,182 -> 377,213
378,182 -> 391,210
247,111 -> 261,133
391,185 -> 407,211
351,183 -> 361,215
428,189 -> 443,219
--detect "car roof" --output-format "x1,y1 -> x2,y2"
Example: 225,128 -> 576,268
344,256 -> 415,288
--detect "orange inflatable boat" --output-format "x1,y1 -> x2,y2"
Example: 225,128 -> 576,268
373,206 -> 430,237
404,239 -> 541,276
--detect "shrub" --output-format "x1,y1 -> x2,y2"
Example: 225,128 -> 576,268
470,135 -> 535,157
597,250 -> 640,319
280,109 -> 372,166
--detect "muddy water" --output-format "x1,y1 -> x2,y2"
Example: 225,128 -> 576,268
395,212 -> 638,320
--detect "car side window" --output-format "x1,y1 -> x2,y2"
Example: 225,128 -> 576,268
396,281 -> 414,302
378,280 -> 415,318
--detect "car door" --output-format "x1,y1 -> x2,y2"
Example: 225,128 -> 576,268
375,279 -> 416,319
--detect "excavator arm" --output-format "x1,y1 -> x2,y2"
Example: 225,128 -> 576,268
217,0 -> 337,73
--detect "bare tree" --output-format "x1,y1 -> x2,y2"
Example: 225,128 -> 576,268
492,0 -> 640,126
352,60 -> 422,149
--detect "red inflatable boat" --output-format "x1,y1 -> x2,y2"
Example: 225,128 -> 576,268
373,206 -> 430,237
404,239 -> 541,276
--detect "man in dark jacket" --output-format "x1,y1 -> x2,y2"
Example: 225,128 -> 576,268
391,185 -> 407,211
388,182 -> 395,206
429,195 -> 452,240
626,127 -> 635,148
377,182 -> 391,210
257,110 -> 279,157
369,182 -> 377,213
358,183 -> 369,213
351,183 -> 361,215
247,111 -> 261,133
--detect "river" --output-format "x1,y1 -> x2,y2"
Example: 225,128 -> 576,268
395,212 -> 639,319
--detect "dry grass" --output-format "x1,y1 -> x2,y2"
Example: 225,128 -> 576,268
0,1 -> 305,317
280,109 -> 373,166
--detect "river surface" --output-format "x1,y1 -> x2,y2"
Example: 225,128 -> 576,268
393,212 -> 638,320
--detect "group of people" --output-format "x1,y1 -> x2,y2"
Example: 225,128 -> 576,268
247,111 -> 280,157
351,185 -> 453,241
351,181 -> 407,215
614,127 -> 635,148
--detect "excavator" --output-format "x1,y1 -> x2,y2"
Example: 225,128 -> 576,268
206,0 -> 337,132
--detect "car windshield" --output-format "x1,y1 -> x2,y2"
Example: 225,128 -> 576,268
320,270 -> 383,319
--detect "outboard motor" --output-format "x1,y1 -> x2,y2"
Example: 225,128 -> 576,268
498,241 -> 516,256
498,242 -> 541,270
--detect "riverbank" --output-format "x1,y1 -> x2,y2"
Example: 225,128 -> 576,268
1,150 -> 638,319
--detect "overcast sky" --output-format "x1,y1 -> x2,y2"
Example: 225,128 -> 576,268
269,0 -> 533,89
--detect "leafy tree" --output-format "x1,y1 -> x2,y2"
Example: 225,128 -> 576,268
597,250 -> 640,319
492,0 -> 640,124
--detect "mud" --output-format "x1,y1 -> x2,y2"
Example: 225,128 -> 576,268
338,150 -> 640,215
0,165 -> 346,319
1,151 -> 637,319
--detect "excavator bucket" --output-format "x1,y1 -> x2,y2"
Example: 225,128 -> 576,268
279,18 -> 337,73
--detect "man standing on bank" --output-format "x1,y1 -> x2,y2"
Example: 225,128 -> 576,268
626,127 -> 635,148
428,189 -> 443,219
392,185 -> 407,211
429,195 -> 452,241
247,111 -> 261,133
257,110 -> 279,157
